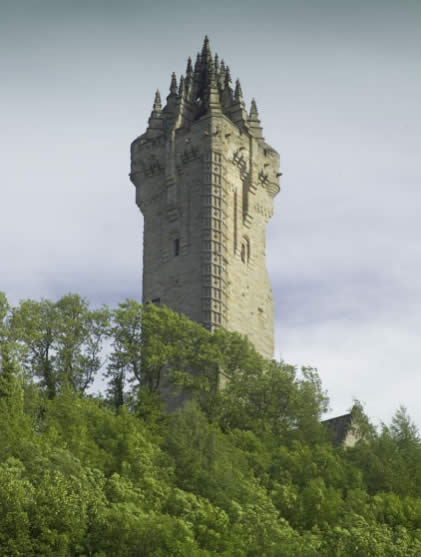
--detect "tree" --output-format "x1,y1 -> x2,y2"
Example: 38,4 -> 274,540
105,302 -> 222,409
0,293 -> 12,396
140,302 -> 220,395
11,294 -> 109,398
105,299 -> 143,410
55,294 -> 110,393
0,293 -> 28,400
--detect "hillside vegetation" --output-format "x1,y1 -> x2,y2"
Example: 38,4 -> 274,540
1,293 -> 421,556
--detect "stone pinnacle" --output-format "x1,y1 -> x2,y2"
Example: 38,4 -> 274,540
153,89 -> 162,112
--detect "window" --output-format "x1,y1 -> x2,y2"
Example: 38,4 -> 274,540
241,243 -> 246,263
241,237 -> 250,263
151,297 -> 161,306
174,238 -> 180,256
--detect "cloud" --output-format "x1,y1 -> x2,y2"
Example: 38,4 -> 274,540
1,0 -> 420,429
276,315 -> 421,427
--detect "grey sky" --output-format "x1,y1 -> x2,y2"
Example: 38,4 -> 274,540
1,0 -> 420,426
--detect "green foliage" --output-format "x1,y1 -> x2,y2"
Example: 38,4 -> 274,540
106,299 -> 143,409
10,294 -> 109,398
1,294 -> 421,555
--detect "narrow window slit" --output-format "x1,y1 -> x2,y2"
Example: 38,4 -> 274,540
174,238 -> 180,256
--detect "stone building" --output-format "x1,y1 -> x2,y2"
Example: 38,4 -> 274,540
322,409 -> 361,448
130,37 -> 280,359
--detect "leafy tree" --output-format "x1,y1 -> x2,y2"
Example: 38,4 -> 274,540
346,406 -> 421,498
55,294 -> 110,393
0,293 -> 26,399
105,299 -> 143,410
140,302 -> 220,395
11,294 -> 109,398
10,297 -> 58,398
0,293 -> 12,396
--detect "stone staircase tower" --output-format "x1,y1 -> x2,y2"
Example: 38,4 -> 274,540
130,37 -> 280,359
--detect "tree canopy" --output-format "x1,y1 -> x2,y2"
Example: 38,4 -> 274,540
1,292 -> 421,556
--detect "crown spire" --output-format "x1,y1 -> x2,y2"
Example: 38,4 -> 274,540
147,39 -> 266,134
201,35 -> 211,60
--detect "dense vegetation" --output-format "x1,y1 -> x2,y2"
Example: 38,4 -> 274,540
1,293 -> 421,556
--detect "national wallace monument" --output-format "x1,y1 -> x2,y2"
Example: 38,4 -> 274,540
130,37 -> 280,359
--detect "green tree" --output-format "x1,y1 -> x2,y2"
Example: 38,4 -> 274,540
55,294 -> 110,393
11,294 -> 109,398
0,293 -> 27,399
10,298 -> 58,398
0,292 -> 12,396
106,299 -> 143,410
140,302 -> 220,395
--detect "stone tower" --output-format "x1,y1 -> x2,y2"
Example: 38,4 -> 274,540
130,37 -> 280,359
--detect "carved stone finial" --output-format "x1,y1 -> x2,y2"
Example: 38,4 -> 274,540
207,60 -> 222,113
178,75 -> 185,97
248,97 -> 264,140
219,59 -> 226,89
170,72 -> 177,95
224,66 -> 232,88
153,89 -> 162,112
185,58 -> 193,92
234,79 -> 244,102
208,58 -> 215,78
147,89 -> 163,132
208,59 -> 218,90
249,98 -> 259,120
221,65 -> 233,108
202,35 -> 211,57
194,52 -> 201,73
186,57 -> 193,76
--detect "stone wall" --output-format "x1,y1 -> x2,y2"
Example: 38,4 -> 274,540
131,111 -> 279,359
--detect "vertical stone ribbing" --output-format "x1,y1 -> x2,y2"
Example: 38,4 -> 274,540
201,147 -> 227,331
